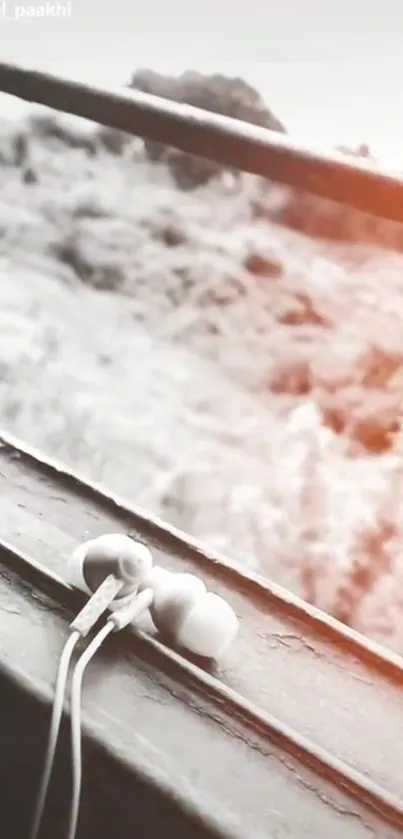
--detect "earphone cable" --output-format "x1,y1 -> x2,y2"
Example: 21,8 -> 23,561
28,629 -> 81,839
67,621 -> 114,839
29,573 -> 124,839
67,587 -> 154,839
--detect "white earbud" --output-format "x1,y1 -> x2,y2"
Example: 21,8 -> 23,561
67,536 -> 238,660
142,566 -> 239,660
67,534 -> 153,600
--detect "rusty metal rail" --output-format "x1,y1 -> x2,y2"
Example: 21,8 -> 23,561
0,61 -> 403,222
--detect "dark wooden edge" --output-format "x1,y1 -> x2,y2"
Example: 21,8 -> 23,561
0,624 -> 247,839
2,533 -> 403,831
0,62 -> 403,221
2,429 -> 403,686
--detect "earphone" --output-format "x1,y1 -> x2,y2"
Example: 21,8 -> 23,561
68,534 -> 239,660
67,533 -> 153,599
30,533 -> 239,839
141,564 -> 239,659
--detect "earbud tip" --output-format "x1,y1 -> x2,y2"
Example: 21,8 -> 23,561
178,592 -> 239,660
140,565 -> 175,600
147,569 -> 205,608
149,571 -> 206,637
66,534 -> 153,596
67,541 -> 93,593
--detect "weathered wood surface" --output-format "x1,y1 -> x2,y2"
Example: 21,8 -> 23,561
0,430 -> 403,838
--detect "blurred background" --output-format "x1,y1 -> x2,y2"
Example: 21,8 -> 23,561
2,1 -> 403,651
1,0 -> 403,164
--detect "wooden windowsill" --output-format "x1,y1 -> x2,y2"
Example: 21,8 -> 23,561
0,430 -> 402,838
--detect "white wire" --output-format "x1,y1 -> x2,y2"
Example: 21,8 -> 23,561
67,621 -> 114,839
29,630 -> 81,839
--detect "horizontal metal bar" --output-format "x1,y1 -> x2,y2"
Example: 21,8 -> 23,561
0,61 -> 402,222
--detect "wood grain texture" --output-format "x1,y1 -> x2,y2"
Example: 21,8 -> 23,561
0,432 -> 403,837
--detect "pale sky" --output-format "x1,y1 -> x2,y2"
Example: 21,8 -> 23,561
1,0 -> 403,164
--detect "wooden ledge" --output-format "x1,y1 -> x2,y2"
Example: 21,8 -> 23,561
0,430 -> 402,837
